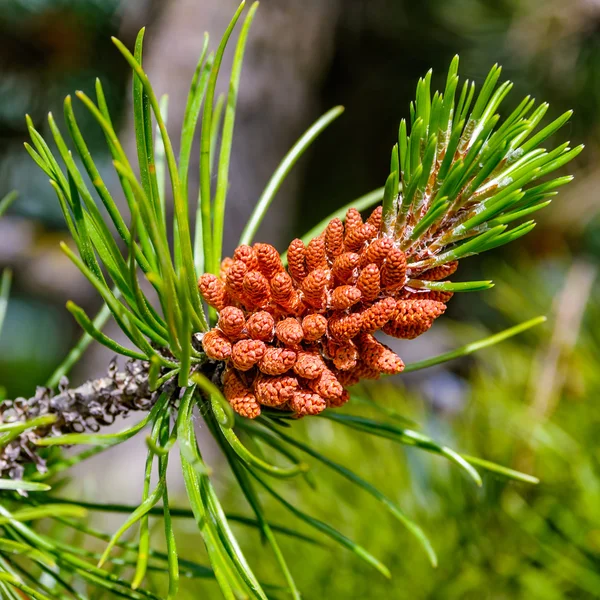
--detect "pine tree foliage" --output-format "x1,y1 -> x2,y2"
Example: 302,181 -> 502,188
0,2 -> 580,598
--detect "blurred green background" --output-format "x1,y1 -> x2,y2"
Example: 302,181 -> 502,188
1,0 -> 599,598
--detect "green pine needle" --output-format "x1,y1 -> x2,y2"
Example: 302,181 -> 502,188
381,56 -> 579,271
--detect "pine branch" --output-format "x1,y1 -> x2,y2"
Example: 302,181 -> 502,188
0,359 -> 163,480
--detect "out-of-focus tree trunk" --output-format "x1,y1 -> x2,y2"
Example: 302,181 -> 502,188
123,0 -> 342,253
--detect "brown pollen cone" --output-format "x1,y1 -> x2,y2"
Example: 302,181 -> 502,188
199,206 -> 454,419
289,391 -> 327,416
417,261 -> 458,281
218,306 -> 246,338
199,274 -> 230,311
325,218 -> 344,258
233,245 -> 259,270
383,299 -> 446,339
306,235 -> 328,271
255,243 -> 285,279
287,239 -> 307,283
246,311 -> 275,341
293,350 -> 326,379
333,344 -> 359,371
232,339 -> 266,371
275,318 -> 304,346
223,368 -> 261,419
330,285 -> 362,310
357,264 -> 381,301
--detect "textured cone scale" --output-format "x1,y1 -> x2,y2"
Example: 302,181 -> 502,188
270,271 -> 295,304
225,260 -> 248,300
396,298 -> 446,322
301,269 -> 332,310
382,318 -> 432,340
361,236 -> 393,267
229,392 -> 261,419
280,290 -> 305,316
347,362 -> 382,381
427,290 -> 454,303
335,369 -> 361,387
383,298 -> 446,339
345,207 -> 363,231
309,368 -> 344,400
202,330 -> 232,361
198,204 -> 454,418
345,223 -> 377,252
327,388 -> 350,408
328,311 -> 364,342
220,257 -> 235,280
366,206 -> 383,230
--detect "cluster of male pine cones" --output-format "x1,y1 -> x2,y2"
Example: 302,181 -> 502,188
199,205 -> 457,419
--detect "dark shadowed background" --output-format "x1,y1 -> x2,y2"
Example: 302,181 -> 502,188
1,1 -> 599,598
